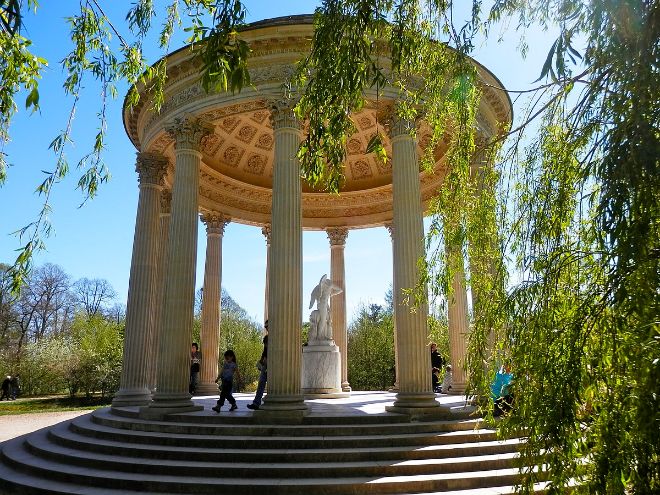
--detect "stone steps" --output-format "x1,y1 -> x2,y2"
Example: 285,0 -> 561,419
1,438 -> 526,494
0,403 -> 542,494
92,408 -> 481,436
47,421 -> 520,462
25,427 -> 520,478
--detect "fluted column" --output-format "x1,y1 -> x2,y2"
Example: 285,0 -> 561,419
447,246 -> 470,393
145,117 -> 213,415
386,116 -> 439,415
262,224 -> 271,322
327,228 -> 350,392
113,152 -> 168,407
385,223 -> 399,392
261,100 -> 307,414
197,213 -> 230,395
148,190 -> 172,392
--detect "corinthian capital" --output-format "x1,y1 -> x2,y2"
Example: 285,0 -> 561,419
388,114 -> 416,139
268,97 -> 300,130
165,117 -> 214,151
326,227 -> 349,246
135,152 -> 168,186
200,212 -> 230,236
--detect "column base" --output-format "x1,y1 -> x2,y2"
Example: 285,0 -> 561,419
386,391 -> 448,420
140,392 -> 202,419
257,394 -> 308,423
195,383 -> 220,396
255,396 -> 307,422
304,391 -> 350,399
341,381 -> 352,393
386,403 -> 453,420
139,404 -> 204,420
111,387 -> 152,407
448,381 -> 467,394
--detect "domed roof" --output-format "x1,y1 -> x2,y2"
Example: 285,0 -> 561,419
123,15 -> 512,229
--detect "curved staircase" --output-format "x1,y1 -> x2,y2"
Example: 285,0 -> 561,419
0,393 -> 542,494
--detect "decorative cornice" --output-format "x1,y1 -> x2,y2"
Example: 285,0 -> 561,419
165,117 -> 214,151
200,212 -> 230,235
261,224 -> 272,243
135,152 -> 169,186
326,227 -> 349,246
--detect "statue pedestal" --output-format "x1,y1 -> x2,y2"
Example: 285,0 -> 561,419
301,343 -> 349,399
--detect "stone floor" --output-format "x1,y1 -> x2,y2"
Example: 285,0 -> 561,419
195,390 -> 475,417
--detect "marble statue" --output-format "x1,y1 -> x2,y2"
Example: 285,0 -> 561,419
308,274 -> 342,343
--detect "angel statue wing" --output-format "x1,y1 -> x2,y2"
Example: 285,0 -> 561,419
309,274 -> 327,309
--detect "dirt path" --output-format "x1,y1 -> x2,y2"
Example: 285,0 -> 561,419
0,410 -> 93,443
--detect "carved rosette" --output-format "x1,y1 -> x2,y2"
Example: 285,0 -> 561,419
269,98 -> 300,130
160,190 -> 172,214
261,224 -> 272,244
165,117 -> 214,151
135,152 -> 168,186
200,212 -> 230,236
327,227 -> 349,246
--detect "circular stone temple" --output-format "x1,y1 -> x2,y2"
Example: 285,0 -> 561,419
115,14 -> 512,417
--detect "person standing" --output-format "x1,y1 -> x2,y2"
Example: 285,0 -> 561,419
0,376 -> 10,401
491,364 -> 514,416
247,320 -> 268,410
430,342 -> 445,370
212,349 -> 240,412
430,343 -> 444,392
9,374 -> 20,400
189,343 -> 201,394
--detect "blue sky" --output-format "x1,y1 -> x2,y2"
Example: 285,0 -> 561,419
0,1 -> 554,324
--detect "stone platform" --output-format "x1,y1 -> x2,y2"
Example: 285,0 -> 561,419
0,391 -> 547,494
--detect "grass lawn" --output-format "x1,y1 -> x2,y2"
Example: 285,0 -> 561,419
0,395 -> 113,416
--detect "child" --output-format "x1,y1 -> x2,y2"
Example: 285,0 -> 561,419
212,349 -> 240,412
440,364 -> 453,394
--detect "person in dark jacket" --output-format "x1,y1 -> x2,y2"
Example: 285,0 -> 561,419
430,343 -> 445,391
247,320 -> 269,410
9,374 -> 20,400
1,376 -> 10,401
